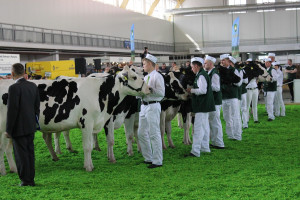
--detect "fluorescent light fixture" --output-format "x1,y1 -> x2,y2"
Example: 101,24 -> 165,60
184,14 -> 202,17
257,9 -> 275,12
228,11 -> 247,14
247,53 -> 250,54
185,34 -> 200,50
285,8 -> 300,11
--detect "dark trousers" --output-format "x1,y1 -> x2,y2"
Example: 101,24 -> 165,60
287,79 -> 294,100
12,133 -> 35,184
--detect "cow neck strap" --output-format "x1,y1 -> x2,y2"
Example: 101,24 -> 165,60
119,77 -> 144,92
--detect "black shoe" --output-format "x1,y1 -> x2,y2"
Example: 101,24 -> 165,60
19,182 -> 35,187
254,121 -> 260,123
184,153 -> 197,157
268,118 -> 273,121
210,144 -> 225,149
243,127 -> 248,129
143,161 -> 152,164
147,164 -> 162,169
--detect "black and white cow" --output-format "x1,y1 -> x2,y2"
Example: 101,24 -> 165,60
160,72 -> 189,149
0,66 -> 150,172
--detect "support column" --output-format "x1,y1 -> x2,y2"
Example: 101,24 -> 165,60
54,50 -> 59,61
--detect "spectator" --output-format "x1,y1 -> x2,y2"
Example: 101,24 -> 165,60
159,63 -> 169,74
285,59 -> 297,101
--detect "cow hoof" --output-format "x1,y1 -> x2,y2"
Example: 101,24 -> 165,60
55,151 -> 62,155
169,145 -> 176,149
9,168 -> 17,173
85,166 -> 94,172
109,159 -> 116,163
68,149 -> 78,154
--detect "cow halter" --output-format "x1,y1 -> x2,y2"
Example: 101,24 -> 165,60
119,77 -> 144,92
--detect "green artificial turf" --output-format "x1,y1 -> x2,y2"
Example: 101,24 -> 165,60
0,105 -> 299,200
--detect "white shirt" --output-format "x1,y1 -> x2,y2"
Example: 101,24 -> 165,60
242,69 -> 248,84
246,78 -> 258,89
267,67 -> 278,82
191,71 -> 207,95
207,68 -> 220,92
142,70 -> 165,102
276,69 -> 283,86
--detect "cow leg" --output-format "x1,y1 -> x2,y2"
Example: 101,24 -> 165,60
54,132 -> 62,154
105,118 -> 116,163
6,138 -> 17,173
177,113 -> 183,129
183,113 -> 192,145
63,131 -> 77,153
42,133 -> 59,161
0,134 -> 7,175
93,133 -> 101,152
82,127 -> 94,171
134,113 -> 141,152
166,120 -> 175,148
160,111 -> 167,149
124,116 -> 134,156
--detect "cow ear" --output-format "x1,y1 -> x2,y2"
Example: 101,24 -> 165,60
122,72 -> 128,81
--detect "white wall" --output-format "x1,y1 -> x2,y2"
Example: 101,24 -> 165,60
174,9 -> 300,44
0,0 -> 173,43
181,0 -> 225,8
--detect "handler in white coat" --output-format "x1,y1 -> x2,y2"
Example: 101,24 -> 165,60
186,57 -> 215,157
273,62 -> 285,117
138,54 -> 165,168
204,55 -> 224,149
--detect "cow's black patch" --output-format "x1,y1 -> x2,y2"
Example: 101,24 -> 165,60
2,93 -> 8,105
54,81 -> 80,123
99,75 -> 115,112
179,99 -> 192,123
38,84 -> 49,102
46,79 -> 69,104
161,100 -> 181,111
80,117 -> 85,128
107,91 -> 120,115
125,97 -> 139,119
43,103 -> 59,125
82,108 -> 87,116
104,118 -> 110,136
171,80 -> 185,95
112,95 -> 133,119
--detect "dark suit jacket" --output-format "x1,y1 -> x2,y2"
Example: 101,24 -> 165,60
6,78 -> 40,138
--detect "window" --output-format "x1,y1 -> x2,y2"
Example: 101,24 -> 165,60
228,0 -> 246,5
257,0 -> 275,4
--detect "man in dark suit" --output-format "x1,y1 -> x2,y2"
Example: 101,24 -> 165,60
5,63 -> 40,187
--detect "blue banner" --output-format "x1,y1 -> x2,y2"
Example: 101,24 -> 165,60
232,17 -> 240,58
130,24 -> 135,61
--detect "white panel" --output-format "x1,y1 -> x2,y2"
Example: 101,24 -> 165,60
181,0 -> 225,8
237,12 -> 264,40
264,10 -> 297,38
203,13 -> 232,41
294,79 -> 300,103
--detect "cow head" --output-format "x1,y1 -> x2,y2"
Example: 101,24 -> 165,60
257,64 -> 272,82
164,72 -> 188,101
118,66 -> 150,96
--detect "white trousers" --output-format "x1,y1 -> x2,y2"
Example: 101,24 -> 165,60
191,112 -> 210,157
222,98 -> 242,140
138,103 -> 163,165
264,91 -> 276,120
246,89 -> 258,122
274,87 -> 285,116
208,105 -> 224,147
241,93 -> 248,128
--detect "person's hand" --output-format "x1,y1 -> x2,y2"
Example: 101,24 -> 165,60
4,132 -> 11,138
186,88 -> 191,93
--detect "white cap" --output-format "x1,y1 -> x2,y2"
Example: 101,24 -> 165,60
145,54 -> 157,64
272,61 -> 280,66
264,58 -> 272,62
220,54 -> 230,60
229,56 -> 237,64
268,53 -> 275,57
205,55 -> 216,64
191,57 -> 204,66
246,58 -> 252,62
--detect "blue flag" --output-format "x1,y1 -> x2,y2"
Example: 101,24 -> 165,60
232,17 -> 240,47
130,24 -> 135,61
